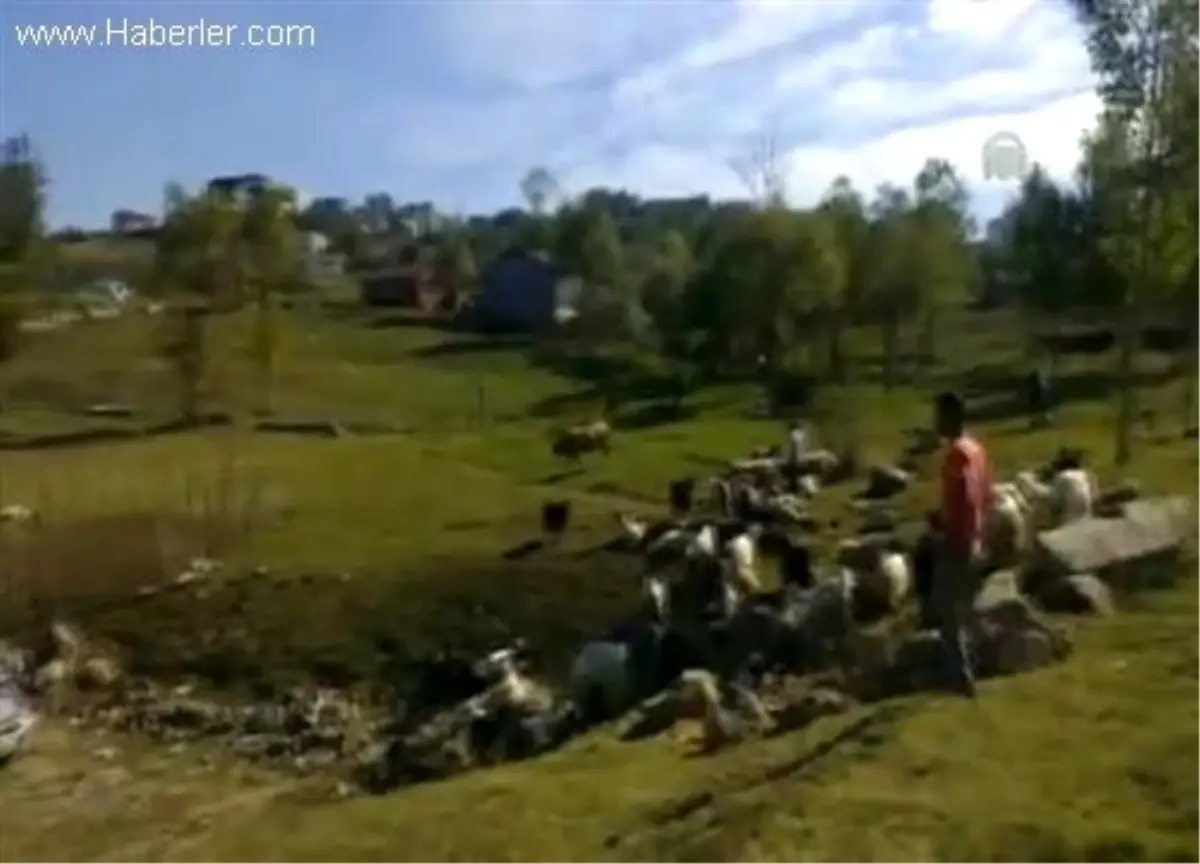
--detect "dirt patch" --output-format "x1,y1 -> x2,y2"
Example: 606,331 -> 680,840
1,514 -> 647,699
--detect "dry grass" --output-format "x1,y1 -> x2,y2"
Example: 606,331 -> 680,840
0,312 -> 1195,862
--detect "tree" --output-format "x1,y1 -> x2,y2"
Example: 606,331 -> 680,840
911,158 -> 974,366
242,183 -> 301,415
520,167 -> 559,216
1070,0 -> 1198,462
0,134 -> 46,266
817,176 -> 868,382
0,134 -> 46,362
434,230 -> 478,310
729,132 -> 789,209
153,185 -> 243,422
862,185 -> 918,389
685,208 -> 840,391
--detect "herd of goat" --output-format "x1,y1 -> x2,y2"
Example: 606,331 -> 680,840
363,423 -> 1110,787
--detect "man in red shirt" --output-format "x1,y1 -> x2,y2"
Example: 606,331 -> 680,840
933,391 -> 993,697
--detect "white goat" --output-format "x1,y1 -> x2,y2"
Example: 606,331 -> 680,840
841,550 -> 911,620
987,482 -> 1032,565
1014,467 -> 1097,529
724,529 -> 761,594
683,523 -> 718,559
1050,468 -> 1098,525
470,648 -> 551,717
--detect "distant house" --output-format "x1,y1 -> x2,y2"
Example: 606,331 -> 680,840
475,248 -> 574,333
110,209 -> 157,236
207,173 -> 269,204
300,231 -> 344,284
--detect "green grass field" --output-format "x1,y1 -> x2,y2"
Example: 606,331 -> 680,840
0,306 -> 1195,862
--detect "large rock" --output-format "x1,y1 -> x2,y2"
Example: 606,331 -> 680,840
1033,496 -> 1191,589
862,465 -> 911,500
971,597 -> 1073,678
1035,573 -> 1115,616
973,569 -> 1023,612
0,684 -> 37,763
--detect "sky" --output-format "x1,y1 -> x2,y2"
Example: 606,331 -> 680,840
2,0 -> 1101,230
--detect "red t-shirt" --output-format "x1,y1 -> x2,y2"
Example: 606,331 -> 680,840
940,435 -> 993,554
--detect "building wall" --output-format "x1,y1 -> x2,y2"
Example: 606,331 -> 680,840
476,255 -> 557,332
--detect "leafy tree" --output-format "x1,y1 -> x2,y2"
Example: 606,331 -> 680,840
1070,0 -> 1198,462
862,185 -> 918,389
434,230 -> 478,310
817,176 -> 869,381
153,185 -> 243,422
242,183 -> 301,414
911,158 -> 974,365
520,167 -> 559,216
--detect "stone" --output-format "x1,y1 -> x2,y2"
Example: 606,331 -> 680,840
1033,496 -> 1191,589
77,656 -> 122,690
973,569 -> 1023,612
863,465 -> 911,500
1037,573 -> 1115,616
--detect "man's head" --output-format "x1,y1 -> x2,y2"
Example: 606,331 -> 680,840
934,391 -> 966,439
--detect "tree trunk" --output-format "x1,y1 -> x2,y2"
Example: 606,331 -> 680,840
881,312 -> 899,390
919,307 -> 939,369
827,305 -> 845,383
1181,323 -> 1197,431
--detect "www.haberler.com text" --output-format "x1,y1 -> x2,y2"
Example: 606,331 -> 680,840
14,18 -> 317,49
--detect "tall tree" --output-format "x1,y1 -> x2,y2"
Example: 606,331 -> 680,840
1070,0 -> 1198,462
153,185 -> 243,422
911,158 -> 974,366
817,176 -> 868,382
242,183 -> 301,415
862,185 -> 918,389
520,167 -> 559,216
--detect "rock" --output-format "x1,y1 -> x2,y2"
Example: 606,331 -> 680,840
973,569 -> 1023,612
880,630 -> 947,696
859,511 -> 896,535
77,656 -> 122,690
1037,573 -> 1115,616
776,686 -> 853,729
971,597 -> 1073,678
50,621 -> 84,657
35,658 -> 73,691
0,641 -> 31,686
152,698 -> 224,730
0,684 -> 37,763
1033,496 -> 1191,589
862,465 -> 911,500
1093,481 -> 1142,518
82,403 -> 134,418
837,538 -> 886,570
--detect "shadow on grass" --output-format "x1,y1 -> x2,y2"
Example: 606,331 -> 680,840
366,312 -> 460,331
961,366 -> 1177,425
409,335 -> 534,360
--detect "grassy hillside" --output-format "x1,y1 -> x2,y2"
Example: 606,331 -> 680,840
0,307 -> 1194,862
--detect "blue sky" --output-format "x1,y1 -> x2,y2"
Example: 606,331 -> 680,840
3,0 -> 1100,229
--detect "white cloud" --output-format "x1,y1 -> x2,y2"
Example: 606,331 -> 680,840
402,0 -> 1101,220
